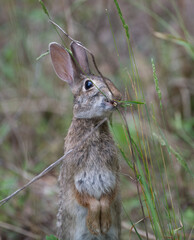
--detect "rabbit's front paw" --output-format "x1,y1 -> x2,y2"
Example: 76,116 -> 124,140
87,211 -> 100,235
101,208 -> 111,234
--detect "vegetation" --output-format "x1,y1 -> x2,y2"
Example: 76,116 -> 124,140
0,0 -> 193,239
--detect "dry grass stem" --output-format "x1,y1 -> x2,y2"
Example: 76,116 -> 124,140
0,118 -> 108,206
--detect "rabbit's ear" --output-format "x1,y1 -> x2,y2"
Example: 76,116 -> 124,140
70,42 -> 90,75
49,42 -> 74,86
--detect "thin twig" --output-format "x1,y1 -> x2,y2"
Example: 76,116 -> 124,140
122,221 -> 156,240
119,172 -> 137,183
49,20 -> 102,76
0,221 -> 40,239
0,118 -> 108,207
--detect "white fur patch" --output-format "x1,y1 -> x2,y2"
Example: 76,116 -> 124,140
74,170 -> 116,199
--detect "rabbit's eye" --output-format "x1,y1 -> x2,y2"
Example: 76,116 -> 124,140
85,80 -> 93,90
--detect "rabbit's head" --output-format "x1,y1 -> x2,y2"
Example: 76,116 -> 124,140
49,42 -> 122,119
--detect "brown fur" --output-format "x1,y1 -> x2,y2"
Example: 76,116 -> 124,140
74,181 -> 117,235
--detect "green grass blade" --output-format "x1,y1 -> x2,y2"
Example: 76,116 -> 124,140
38,1 -> 67,47
119,100 -> 145,106
158,130 -> 193,177
36,50 -> 49,61
151,58 -> 162,110
39,0 -> 50,19
136,157 -> 163,239
113,0 -> 130,40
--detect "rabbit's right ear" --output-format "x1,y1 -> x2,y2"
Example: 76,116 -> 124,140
71,42 -> 90,75
49,42 -> 74,87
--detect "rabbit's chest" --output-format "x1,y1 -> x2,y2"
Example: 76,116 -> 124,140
74,169 -> 116,199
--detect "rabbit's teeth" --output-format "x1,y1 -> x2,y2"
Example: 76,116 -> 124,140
112,101 -> 118,107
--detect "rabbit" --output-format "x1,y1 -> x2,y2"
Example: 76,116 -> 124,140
49,41 -> 122,240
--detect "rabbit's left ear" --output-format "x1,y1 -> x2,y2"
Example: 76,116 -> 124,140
71,41 -> 90,75
49,42 -> 75,87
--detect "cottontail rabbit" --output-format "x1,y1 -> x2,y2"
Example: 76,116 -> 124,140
49,41 -> 122,240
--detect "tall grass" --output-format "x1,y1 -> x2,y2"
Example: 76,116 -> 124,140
110,0 -> 193,239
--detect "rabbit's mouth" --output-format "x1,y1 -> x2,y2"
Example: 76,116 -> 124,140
110,100 -> 118,107
103,98 -> 118,110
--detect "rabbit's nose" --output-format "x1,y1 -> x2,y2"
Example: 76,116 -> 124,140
105,90 -> 121,107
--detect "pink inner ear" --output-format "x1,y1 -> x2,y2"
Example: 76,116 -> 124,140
49,43 -> 74,86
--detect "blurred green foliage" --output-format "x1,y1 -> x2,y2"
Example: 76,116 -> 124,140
46,235 -> 58,240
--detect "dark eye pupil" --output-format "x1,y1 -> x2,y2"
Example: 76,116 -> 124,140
85,80 -> 93,90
